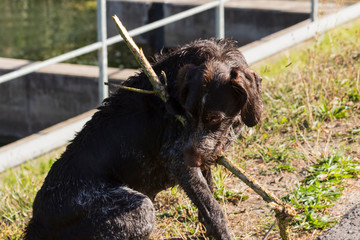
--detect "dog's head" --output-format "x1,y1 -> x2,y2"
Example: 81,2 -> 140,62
176,59 -> 262,167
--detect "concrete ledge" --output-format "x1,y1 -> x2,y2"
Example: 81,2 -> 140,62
0,57 -> 137,141
0,110 -> 96,172
241,2 -> 360,65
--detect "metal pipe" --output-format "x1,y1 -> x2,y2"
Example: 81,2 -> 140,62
107,0 -> 230,46
97,0 -> 109,102
311,0 -> 319,22
215,0 -> 225,39
0,0 -> 229,85
0,41 -> 101,84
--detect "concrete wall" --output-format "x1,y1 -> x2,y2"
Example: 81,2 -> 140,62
107,0 -> 150,44
0,57 -> 135,145
107,0 -> 309,50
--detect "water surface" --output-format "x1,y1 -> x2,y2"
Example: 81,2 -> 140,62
0,0 -> 139,68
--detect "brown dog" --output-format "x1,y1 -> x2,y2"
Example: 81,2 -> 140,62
25,38 -> 262,240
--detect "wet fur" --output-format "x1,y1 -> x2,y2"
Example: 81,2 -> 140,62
24,39 -> 262,240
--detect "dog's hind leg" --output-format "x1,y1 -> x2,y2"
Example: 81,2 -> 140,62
85,186 -> 156,240
25,185 -> 155,240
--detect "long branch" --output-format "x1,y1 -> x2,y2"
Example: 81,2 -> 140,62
112,15 -> 168,102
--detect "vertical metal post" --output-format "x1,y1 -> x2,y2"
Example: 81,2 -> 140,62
311,0 -> 318,21
215,0 -> 225,39
97,0 -> 109,103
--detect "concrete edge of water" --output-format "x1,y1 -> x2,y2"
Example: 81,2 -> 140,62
0,110 -> 96,172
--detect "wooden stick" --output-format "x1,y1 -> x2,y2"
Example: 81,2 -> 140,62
112,15 -> 168,102
217,156 -> 296,240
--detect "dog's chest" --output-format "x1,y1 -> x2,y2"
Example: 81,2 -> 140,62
115,152 -> 176,197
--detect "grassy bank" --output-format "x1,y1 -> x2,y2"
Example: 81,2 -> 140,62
1,19 -> 359,239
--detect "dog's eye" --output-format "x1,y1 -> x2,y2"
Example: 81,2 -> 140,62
204,113 -> 224,126
209,116 -> 222,125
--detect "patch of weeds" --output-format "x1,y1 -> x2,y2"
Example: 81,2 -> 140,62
273,164 -> 295,172
261,146 -> 290,163
214,187 -> 249,205
258,143 -> 301,167
178,205 -> 198,222
157,204 -> 198,223
158,211 -> 174,219
315,100 -> 349,121
350,128 -> 360,135
212,166 -> 249,204
282,153 -> 360,230
348,89 -> 360,102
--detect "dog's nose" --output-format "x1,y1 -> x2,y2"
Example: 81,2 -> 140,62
183,146 -> 202,167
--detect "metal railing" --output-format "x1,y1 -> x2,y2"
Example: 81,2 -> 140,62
311,0 -> 319,21
0,0 -> 227,103
0,0 -> 319,102
97,0 -> 109,100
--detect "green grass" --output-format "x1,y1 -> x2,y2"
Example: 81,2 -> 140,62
1,19 -> 360,240
283,153 -> 360,230
0,149 -> 62,239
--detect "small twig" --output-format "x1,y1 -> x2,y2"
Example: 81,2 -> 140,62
105,82 -> 155,94
161,70 -> 168,89
262,219 -> 277,240
217,156 -> 296,240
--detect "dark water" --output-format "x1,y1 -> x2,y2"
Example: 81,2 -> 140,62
0,0 -> 139,68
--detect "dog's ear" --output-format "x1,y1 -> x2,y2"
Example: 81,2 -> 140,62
231,68 -> 262,127
177,64 -> 203,118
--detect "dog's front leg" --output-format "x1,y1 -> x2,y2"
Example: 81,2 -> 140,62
202,168 -> 214,193
168,163 -> 232,240
199,168 -> 216,235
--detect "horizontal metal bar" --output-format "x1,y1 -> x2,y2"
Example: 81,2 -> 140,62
0,0 -> 229,85
243,2 -> 360,65
0,41 -> 102,84
0,111 -> 94,172
107,0 -> 230,46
